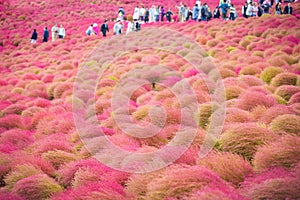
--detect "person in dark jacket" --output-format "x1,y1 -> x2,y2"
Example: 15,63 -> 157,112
166,8 -> 173,22
100,19 -> 109,37
242,2 -> 248,18
31,29 -> 38,43
42,27 -> 49,42
283,3 -> 292,15
214,6 -> 221,18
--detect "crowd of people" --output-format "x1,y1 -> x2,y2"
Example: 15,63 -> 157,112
30,0 -> 295,43
30,23 -> 66,43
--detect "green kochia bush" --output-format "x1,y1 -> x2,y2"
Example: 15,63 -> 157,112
260,67 -> 283,84
271,72 -> 299,87
270,114 -> 300,135
218,123 -> 277,161
197,151 -> 253,186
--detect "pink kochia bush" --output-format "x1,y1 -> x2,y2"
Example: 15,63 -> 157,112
236,91 -> 276,111
11,174 -> 62,200
126,164 -> 241,199
52,181 -> 128,200
241,166 -> 300,200
56,158 -> 129,188
253,135 -> 300,170
0,129 -> 33,152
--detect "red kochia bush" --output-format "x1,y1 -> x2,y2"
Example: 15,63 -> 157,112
241,166 -> 300,200
236,91 -> 276,111
56,158 -> 129,187
0,129 -> 33,150
52,181 -> 128,200
11,174 -> 62,200
143,165 -> 238,199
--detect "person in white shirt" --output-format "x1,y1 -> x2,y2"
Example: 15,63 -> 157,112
246,2 -> 253,17
113,19 -> 123,35
126,17 -> 134,34
51,23 -> 58,41
58,24 -> 65,39
139,6 -> 145,21
133,6 -> 140,20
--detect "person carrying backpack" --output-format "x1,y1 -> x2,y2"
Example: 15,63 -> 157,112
219,0 -> 230,20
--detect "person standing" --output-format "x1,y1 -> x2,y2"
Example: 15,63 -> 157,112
118,7 -> 125,20
42,27 -> 49,42
246,2 -> 253,17
219,0 -> 230,20
166,8 -> 173,22
252,2 -> 259,17
113,19 -> 123,35
126,17 -> 134,34
58,24 -> 65,39
200,3 -> 209,21
262,0 -> 271,14
100,19 -> 109,37
192,4 -> 199,20
30,29 -> 38,43
283,3 -> 292,15
275,2 -> 282,14
133,6 -> 140,20
51,23 -> 58,41
144,7 -> 150,23
161,6 -> 165,21
214,6 -> 221,18
229,4 -> 236,20
140,6 -> 145,21
242,2 -> 248,18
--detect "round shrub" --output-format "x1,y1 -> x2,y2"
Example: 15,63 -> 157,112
144,165 -> 235,199
271,72 -> 299,87
4,164 -> 41,190
243,176 -> 300,200
239,66 -> 261,76
42,150 -> 77,169
258,105 -> 295,124
218,123 -> 277,161
288,92 -> 300,104
236,91 -> 276,111
225,86 -> 244,100
12,174 -> 62,200
53,181 -> 127,200
260,67 -> 283,84
253,135 -> 300,170
274,85 -> 300,101
270,114 -> 300,135
197,151 -> 253,186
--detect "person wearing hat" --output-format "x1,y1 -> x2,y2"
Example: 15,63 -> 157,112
101,19 -> 109,37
